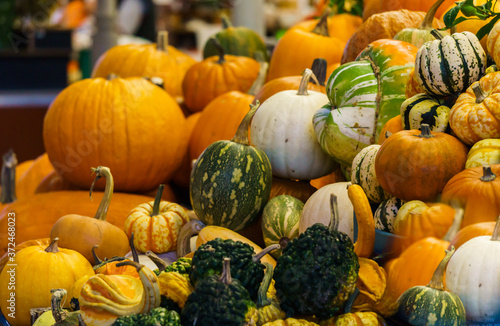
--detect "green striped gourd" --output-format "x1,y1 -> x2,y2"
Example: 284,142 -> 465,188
415,31 -> 486,97
314,39 -> 418,167
400,93 -> 450,133
261,195 -> 303,259
397,248 -> 466,326
350,144 -> 391,204
190,104 -> 272,231
374,197 -> 406,233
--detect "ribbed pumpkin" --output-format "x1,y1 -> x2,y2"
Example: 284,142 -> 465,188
261,195 -> 302,258
374,197 -> 406,233
376,115 -> 403,145
396,247 -> 467,326
449,72 -> 500,145
269,177 -> 317,204
182,38 -> 260,112
190,104 -> 272,231
251,69 -> 337,180
466,139 -> 500,169
43,76 -> 187,192
124,184 -> 190,254
0,238 -> 94,326
290,13 -> 363,43
449,221 -> 496,250
441,165 -> 500,227
487,19 -> 500,65
0,238 -> 50,273
267,11 -> 345,81
92,31 -> 196,100
351,144 -> 391,204
415,31 -> 486,97
375,124 -> 468,201
400,93 -> 451,132
314,39 -> 418,166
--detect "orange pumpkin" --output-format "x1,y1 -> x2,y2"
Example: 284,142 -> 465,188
43,76 -> 188,192
92,31 -> 196,100
377,115 -> 403,144
35,170 -> 79,193
449,221 -> 496,250
441,165 -> 500,227
16,152 -> 54,199
375,124 -> 468,201
269,177 -> 317,203
405,68 -> 426,98
0,238 -> 50,273
182,38 -> 260,112
291,13 -> 363,43
363,0 -> 382,20
449,72 -> 500,146
310,167 -> 346,190
267,12 -> 346,81
380,0 -> 456,20
342,9 -> 444,63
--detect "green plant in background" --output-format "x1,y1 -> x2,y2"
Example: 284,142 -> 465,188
329,0 -> 363,16
442,0 -> 500,39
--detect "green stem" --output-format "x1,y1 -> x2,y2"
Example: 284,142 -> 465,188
156,31 -> 169,53
248,62 -> 269,96
297,68 -> 320,96
209,37 -> 225,64
1,149 -> 17,204
252,244 -> 281,263
311,58 -> 327,86
420,0 -> 446,29
344,287 -> 360,314
443,204 -> 464,242
129,232 -> 139,263
257,263 -> 273,307
328,194 -> 340,232
311,10 -> 330,37
45,238 -> 60,253
220,257 -> 232,284
418,124 -> 433,138
427,248 -> 455,290
480,166 -> 497,182
231,102 -> 260,145
50,289 -> 68,323
220,13 -> 233,29
151,184 -> 165,217
473,82 -> 488,103
90,166 -> 113,221
491,214 -> 500,241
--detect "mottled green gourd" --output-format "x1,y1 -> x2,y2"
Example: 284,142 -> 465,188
189,103 -> 273,231
190,238 -> 278,299
374,197 -> 406,233
256,263 -> 286,325
112,307 -> 181,326
396,247 -> 466,326
148,253 -> 192,277
181,257 -> 258,326
273,195 -> 359,319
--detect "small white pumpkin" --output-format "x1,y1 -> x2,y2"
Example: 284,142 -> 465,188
250,69 -> 337,180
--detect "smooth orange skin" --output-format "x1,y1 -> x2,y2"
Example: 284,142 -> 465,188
253,76 -> 325,106
43,77 -> 188,192
449,221 -> 496,250
310,167 -> 346,190
182,55 -> 260,112
172,112 -> 201,189
375,129 -> 468,202
0,238 -> 50,272
377,115 -> 403,145
405,68 -> 426,99
380,0 -> 456,20
291,13 -> 363,43
441,165 -> 500,227
16,153 -> 54,199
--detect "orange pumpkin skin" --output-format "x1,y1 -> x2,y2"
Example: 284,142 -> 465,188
35,170 -> 80,193
189,91 -> 254,161
441,165 -> 500,227
253,76 -> 325,105
310,167 -> 346,190
182,55 -> 260,112
380,0 -> 456,20
16,153 -> 54,199
363,0 -> 382,20
449,72 -> 500,146
291,13 -> 363,43
377,115 -> 403,145
92,40 -> 197,100
449,221 -> 496,250
172,112 -> 201,189
405,68 -> 426,99
43,77 -> 188,192
0,238 -> 50,272
375,127 -> 468,202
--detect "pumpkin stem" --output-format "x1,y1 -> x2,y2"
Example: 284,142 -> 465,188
443,203 -> 464,242
417,124 -> 433,139
311,9 -> 330,37
472,82 -> 488,103
420,0 -> 446,29
146,251 -> 169,273
220,12 -> 233,29
480,166 -> 497,182
231,102 -> 260,145
257,263 -> 273,308
176,220 -> 205,258
129,232 -> 140,263
491,214 -> 500,241
220,257 -> 232,284
151,184 -> 165,217
343,287 -> 360,314
426,247 -> 455,290
50,289 -> 68,323
116,259 -> 142,272
297,68 -> 320,96
209,37 -> 225,64
0,149 -> 17,204
328,194 -> 340,232
91,245 -> 103,265
107,73 -> 119,81
252,244 -> 281,263
430,29 -> 444,40
90,166 -> 113,221
156,31 -> 169,53
45,238 -> 60,253
385,130 -> 393,139
311,58 -> 327,86
248,61 -> 269,96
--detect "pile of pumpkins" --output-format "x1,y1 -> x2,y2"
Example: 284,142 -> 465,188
1,0 -> 500,324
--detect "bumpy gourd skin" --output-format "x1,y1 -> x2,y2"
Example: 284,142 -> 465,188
112,307 -> 181,325
155,258 -> 192,276
273,223 -> 359,319
190,238 -> 265,299
181,274 -> 258,326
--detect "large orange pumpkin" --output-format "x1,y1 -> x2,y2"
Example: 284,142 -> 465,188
16,153 -> 55,199
380,0 -> 456,20
441,165 -> 500,227
291,13 -> 363,43
377,115 -> 403,144
92,31 -> 196,101
449,221 -> 496,250
43,76 -> 188,192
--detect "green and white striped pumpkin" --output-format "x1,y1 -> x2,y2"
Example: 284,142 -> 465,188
190,104 -> 272,231
400,93 -> 450,133
314,39 -> 418,167
415,31 -> 486,97
374,197 -> 406,233
261,195 -> 303,259
351,144 -> 391,204
397,248 -> 466,326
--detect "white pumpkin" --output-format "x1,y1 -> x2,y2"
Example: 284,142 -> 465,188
299,181 -> 354,240
250,69 -> 337,180
445,215 -> 500,323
